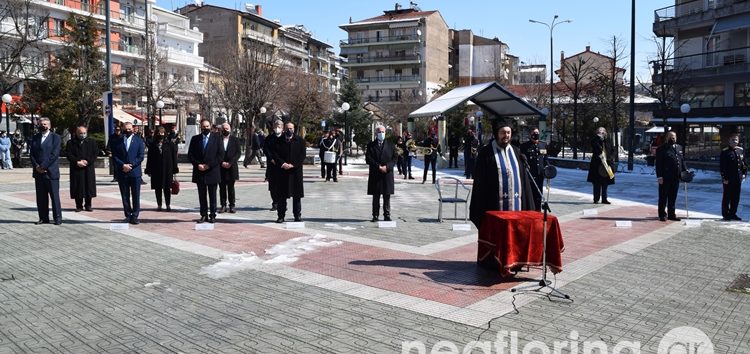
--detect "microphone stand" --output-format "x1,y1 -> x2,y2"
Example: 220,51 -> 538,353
511,161 -> 570,300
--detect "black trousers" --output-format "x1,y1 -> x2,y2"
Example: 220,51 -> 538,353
75,197 -> 92,209
722,182 -> 741,218
325,163 -> 337,181
449,148 -> 458,168
35,177 -> 61,222
278,197 -> 301,219
423,156 -> 436,183
402,156 -> 412,178
465,155 -> 475,179
658,180 -> 679,218
154,187 -> 171,208
320,157 -> 326,178
592,182 -> 609,203
530,176 -> 544,211
197,182 -> 218,217
219,180 -> 236,207
372,194 -> 391,218
396,156 -> 404,174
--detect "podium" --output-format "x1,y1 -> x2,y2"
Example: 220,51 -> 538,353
477,211 -> 564,277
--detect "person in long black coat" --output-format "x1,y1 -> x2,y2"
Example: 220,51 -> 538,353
469,120 -> 536,229
145,127 -> 178,211
66,126 -> 98,211
188,119 -> 223,223
587,127 -> 616,204
270,122 -> 305,223
219,123 -> 241,213
655,131 -> 687,221
264,120 -> 284,211
366,126 -> 398,222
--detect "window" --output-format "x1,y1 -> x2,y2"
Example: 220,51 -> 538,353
53,19 -> 65,36
412,67 -> 419,76
682,85 -> 724,108
704,36 -> 719,67
394,50 -> 406,57
81,0 -> 90,12
394,68 -> 402,79
734,83 -> 750,106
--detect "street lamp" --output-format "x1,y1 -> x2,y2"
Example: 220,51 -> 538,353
155,100 -> 164,127
680,103 -> 691,157
1,94 -> 11,134
341,102 -> 350,165
530,16 -> 572,139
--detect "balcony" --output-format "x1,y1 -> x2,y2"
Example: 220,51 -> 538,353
164,48 -> 204,68
157,23 -> 202,42
355,75 -> 420,84
652,45 -> 750,82
654,0 -> 750,36
242,29 -> 278,46
340,34 -> 420,46
37,0 -> 146,28
343,55 -> 421,67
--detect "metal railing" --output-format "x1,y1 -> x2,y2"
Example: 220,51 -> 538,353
657,45 -> 750,72
341,34 -> 419,45
355,75 -> 420,84
654,0 -> 732,22
345,55 -> 420,65
157,23 -> 202,42
164,48 -> 204,66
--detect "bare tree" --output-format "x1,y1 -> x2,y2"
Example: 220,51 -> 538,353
0,0 -> 50,95
560,56 -> 595,159
278,66 -> 334,135
638,36 -> 687,131
591,35 -> 629,160
216,42 -> 282,133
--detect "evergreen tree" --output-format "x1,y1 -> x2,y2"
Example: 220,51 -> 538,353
331,77 -> 371,152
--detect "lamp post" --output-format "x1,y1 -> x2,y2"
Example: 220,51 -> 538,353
475,110 -> 484,144
560,112 -> 568,158
530,15 -> 572,139
1,94 -> 11,134
155,100 -> 164,128
341,102 -> 350,165
680,103 -> 691,157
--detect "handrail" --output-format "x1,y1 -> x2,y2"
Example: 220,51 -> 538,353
341,34 -> 419,46
654,0 -> 733,22
355,75 -> 420,83
348,55 -> 420,64
654,45 -> 750,72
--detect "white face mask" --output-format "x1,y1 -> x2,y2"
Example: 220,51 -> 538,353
274,127 -> 282,136
376,132 -> 385,141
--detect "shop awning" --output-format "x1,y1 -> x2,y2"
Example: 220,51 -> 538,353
113,107 -> 143,125
409,81 -> 546,119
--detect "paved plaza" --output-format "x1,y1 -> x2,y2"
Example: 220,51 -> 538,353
0,158 -> 749,353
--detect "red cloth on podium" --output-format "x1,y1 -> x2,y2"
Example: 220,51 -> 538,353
477,211 -> 565,277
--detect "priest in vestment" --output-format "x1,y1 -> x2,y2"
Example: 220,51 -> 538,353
469,119 -> 537,229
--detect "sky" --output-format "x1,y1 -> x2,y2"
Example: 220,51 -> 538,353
157,0 -> 674,81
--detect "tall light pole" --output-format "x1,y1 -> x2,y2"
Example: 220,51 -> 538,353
1,94 -> 11,134
680,103 -> 691,157
155,100 -> 164,127
341,102 -> 350,165
530,16 -> 572,141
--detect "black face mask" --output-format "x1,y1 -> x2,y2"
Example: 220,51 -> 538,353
531,133 -> 540,141
155,134 -> 163,140
668,138 -> 676,145
202,128 -> 211,135
285,130 -> 294,137
124,131 -> 133,137
40,126 -> 49,132
222,130 -> 230,136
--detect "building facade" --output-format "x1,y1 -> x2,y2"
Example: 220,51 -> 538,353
339,3 -> 449,105
449,29 -> 515,86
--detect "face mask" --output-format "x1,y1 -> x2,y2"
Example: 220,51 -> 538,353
274,127 -> 282,136
530,133 -> 539,141
285,129 -> 294,137
124,130 -> 133,137
222,130 -> 230,136
79,133 -> 87,139
667,137 -> 676,145
202,128 -> 211,135
40,126 -> 49,132
376,132 -> 385,141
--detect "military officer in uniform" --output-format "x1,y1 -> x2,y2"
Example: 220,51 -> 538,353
720,133 -> 747,221
655,131 -> 687,222
519,127 -> 547,211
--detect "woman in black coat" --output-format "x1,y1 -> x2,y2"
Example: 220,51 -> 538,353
145,126 -> 179,211
587,127 -> 615,204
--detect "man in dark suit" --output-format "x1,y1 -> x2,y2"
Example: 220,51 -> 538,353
188,119 -> 223,223
111,122 -> 145,225
421,132 -> 441,184
30,118 -> 62,225
219,123 -> 241,214
66,125 -> 98,212
463,129 -> 478,179
720,133 -> 747,221
469,119 -> 536,229
655,131 -> 687,222
365,125 -> 398,222
270,122 -> 305,223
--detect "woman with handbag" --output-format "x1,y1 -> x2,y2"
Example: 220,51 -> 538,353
145,126 -> 179,211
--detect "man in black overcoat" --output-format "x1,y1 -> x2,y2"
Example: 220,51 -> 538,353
365,125 -> 398,222
66,125 -> 98,212
219,123 -> 241,214
655,131 -> 687,222
271,122 -> 306,223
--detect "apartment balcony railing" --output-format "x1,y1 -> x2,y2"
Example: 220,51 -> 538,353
653,46 -> 750,83
157,23 -> 202,42
243,30 -> 278,46
341,34 -> 420,46
355,75 -> 420,84
654,0 -> 750,35
344,55 -> 420,65
164,48 -> 204,67
41,0 -> 146,27
365,96 -> 408,103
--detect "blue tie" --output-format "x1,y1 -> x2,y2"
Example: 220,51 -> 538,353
203,135 -> 208,150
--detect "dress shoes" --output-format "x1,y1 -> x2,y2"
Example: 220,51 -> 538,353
84,207 -> 93,212
54,220 -> 62,225
129,218 -> 140,225
218,206 -> 226,214
197,216 -> 208,224
408,176 -> 414,180
75,208 -> 83,212
731,215 -> 743,221
294,216 -> 302,222
601,200 -> 611,205
667,216 -> 681,221
208,217 -> 215,224
593,201 -> 599,204
275,217 -> 285,223
165,206 -> 171,212
270,205 -> 277,211
370,216 -> 378,222
229,207 -> 236,214
157,206 -> 163,212
35,220 -> 49,225
384,216 -> 392,221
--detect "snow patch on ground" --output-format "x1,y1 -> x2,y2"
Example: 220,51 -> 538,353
323,223 -> 357,231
